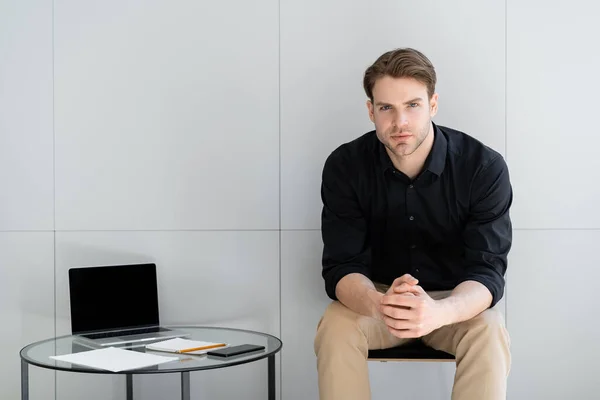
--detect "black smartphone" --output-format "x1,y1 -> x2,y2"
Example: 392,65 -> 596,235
206,344 -> 265,357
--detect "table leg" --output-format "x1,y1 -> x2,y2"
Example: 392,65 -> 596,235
268,355 -> 275,400
181,371 -> 190,400
21,360 -> 29,400
126,374 -> 133,400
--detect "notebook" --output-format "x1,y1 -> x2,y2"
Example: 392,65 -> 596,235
146,338 -> 229,355
50,347 -> 178,372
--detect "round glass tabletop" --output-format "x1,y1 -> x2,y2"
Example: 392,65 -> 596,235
20,326 -> 282,375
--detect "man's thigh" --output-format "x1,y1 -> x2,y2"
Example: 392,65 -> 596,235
422,304 -> 508,354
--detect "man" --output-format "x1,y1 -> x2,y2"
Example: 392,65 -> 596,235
314,48 -> 512,400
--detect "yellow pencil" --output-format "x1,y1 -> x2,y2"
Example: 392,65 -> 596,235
176,343 -> 226,353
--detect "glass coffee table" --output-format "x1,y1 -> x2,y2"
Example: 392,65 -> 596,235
20,326 -> 282,400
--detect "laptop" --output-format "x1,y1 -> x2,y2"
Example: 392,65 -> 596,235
68,263 -> 188,347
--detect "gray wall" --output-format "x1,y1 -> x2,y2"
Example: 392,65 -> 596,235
1,0 -> 598,399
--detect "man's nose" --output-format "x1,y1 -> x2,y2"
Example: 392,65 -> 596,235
394,111 -> 409,128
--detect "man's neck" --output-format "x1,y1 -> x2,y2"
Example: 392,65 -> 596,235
388,123 -> 435,180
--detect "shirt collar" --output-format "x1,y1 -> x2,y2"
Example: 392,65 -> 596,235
378,138 -> 395,173
425,122 -> 447,176
378,122 -> 447,177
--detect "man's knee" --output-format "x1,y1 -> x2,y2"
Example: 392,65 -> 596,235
456,307 -> 512,378
472,308 -> 506,329
314,301 -> 368,356
461,308 -> 510,346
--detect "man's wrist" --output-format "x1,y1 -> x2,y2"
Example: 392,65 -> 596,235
366,288 -> 384,320
435,297 -> 458,327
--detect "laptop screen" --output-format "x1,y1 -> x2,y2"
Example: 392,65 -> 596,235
68,263 -> 160,334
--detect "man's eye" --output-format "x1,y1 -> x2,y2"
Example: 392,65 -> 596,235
380,105 -> 391,111
409,103 -> 419,108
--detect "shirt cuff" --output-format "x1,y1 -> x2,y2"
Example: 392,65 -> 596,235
325,265 -> 371,301
456,271 -> 505,308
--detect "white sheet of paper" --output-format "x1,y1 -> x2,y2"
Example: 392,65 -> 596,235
50,347 -> 178,372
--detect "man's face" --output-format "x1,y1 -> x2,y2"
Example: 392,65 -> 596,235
367,76 -> 438,158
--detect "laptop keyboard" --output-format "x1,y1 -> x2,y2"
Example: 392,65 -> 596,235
82,327 -> 169,339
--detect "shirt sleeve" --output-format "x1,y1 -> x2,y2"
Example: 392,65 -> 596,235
458,155 -> 513,308
320,150 -> 371,300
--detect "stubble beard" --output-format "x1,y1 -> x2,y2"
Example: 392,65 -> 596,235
384,119 -> 431,158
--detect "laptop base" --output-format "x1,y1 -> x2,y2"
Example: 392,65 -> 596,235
76,328 -> 190,348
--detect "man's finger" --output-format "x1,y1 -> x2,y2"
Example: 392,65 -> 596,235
381,293 -> 421,308
387,326 -> 421,339
392,282 -> 420,294
396,284 -> 428,298
391,274 -> 419,288
382,316 -> 420,331
381,304 -> 414,320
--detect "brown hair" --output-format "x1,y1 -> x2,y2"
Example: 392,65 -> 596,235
363,48 -> 436,102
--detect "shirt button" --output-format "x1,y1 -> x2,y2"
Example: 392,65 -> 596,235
408,185 -> 414,189
409,216 -> 414,221
410,244 -> 417,249
415,268 -> 420,273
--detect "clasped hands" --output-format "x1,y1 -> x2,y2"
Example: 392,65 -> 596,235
378,274 -> 445,339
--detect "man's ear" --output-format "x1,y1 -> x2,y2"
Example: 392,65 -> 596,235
429,93 -> 439,118
366,99 -> 375,123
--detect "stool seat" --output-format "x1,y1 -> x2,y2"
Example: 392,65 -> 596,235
368,340 -> 455,362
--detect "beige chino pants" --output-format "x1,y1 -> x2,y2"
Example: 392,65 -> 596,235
314,284 -> 511,400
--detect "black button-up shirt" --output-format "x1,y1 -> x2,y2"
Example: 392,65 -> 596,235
320,122 -> 512,307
